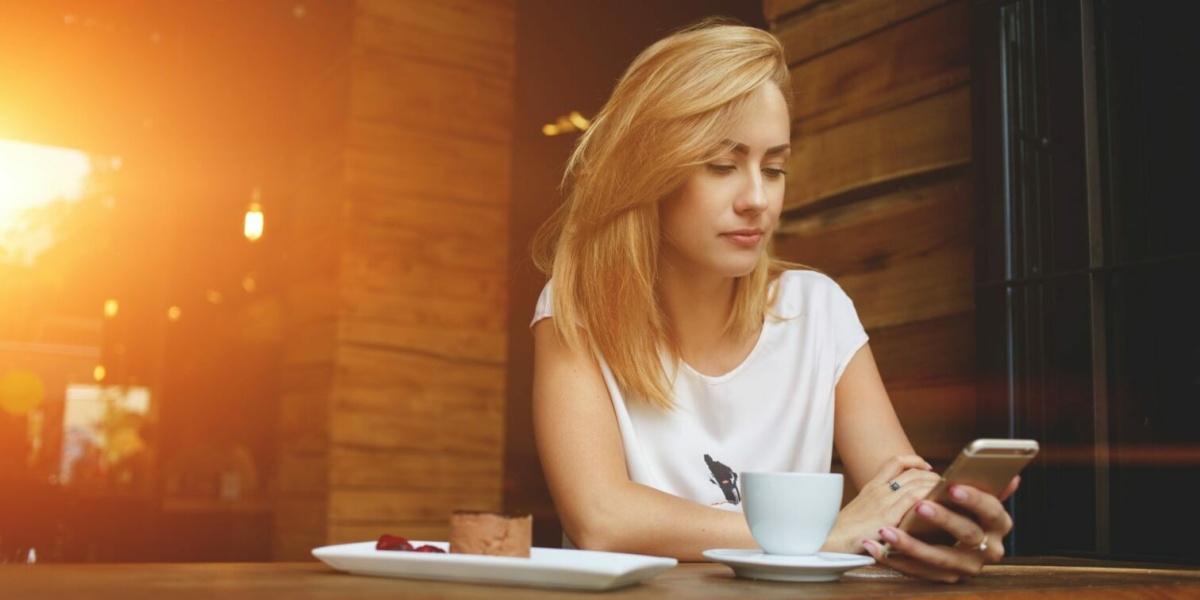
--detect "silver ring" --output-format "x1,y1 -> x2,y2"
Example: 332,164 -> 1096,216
889,481 -> 901,492
977,535 -> 989,552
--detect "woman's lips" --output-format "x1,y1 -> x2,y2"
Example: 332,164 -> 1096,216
722,230 -> 763,247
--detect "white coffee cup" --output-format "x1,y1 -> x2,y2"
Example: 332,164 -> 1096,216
740,471 -> 843,555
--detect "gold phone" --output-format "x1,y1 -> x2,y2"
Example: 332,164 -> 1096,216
898,438 -> 1039,546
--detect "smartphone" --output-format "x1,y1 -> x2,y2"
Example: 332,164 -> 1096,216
897,438 -> 1039,546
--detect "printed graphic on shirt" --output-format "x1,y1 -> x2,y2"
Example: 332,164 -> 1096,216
704,454 -> 741,506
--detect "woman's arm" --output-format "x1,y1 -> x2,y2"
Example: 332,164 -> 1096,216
832,343 -> 1021,582
834,344 -> 924,487
826,343 -> 941,553
532,319 -> 755,561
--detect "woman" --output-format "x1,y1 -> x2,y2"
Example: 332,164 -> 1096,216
529,19 -> 1018,583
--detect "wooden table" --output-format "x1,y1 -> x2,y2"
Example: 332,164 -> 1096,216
3,558 -> 1199,598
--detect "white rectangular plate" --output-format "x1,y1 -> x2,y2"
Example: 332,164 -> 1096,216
312,541 -> 677,591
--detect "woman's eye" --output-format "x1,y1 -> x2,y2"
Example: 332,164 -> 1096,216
706,163 -> 737,174
763,167 -> 788,179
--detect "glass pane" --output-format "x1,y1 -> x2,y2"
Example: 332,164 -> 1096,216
1099,0 -> 1200,263
1106,260 -> 1200,561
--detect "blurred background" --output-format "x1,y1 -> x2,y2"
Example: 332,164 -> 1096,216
0,0 -> 1196,566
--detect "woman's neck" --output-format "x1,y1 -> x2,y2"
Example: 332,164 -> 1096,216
657,267 -> 757,376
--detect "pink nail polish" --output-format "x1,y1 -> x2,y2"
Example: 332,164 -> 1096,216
951,486 -> 968,501
879,528 -> 899,543
916,502 -> 936,518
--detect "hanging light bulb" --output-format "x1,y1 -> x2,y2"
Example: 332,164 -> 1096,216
103,299 -> 119,319
244,187 -> 264,241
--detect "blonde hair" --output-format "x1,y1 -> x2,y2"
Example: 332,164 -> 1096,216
533,19 -> 795,409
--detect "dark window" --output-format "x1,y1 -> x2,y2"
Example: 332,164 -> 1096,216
972,0 -> 1199,563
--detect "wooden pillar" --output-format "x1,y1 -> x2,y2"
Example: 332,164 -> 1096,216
275,0 -> 514,560
766,0 -> 977,465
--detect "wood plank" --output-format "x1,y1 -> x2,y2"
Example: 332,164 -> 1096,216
785,84 -> 970,211
343,195 -> 507,273
354,0 -> 515,76
789,0 -> 968,134
328,489 -> 502,523
346,122 -> 511,207
330,405 -> 502,455
333,345 -> 504,409
775,0 -> 954,65
764,0 -> 824,22
868,312 -> 976,384
836,238 -> 973,330
338,316 -> 506,365
887,378 -> 977,464
330,448 -> 502,491
775,175 -> 970,276
349,51 -> 513,143
340,258 -> 505,306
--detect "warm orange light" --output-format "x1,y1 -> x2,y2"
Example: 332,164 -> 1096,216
0,369 -> 45,415
103,298 -> 119,318
567,111 -> 591,131
206,290 -> 223,304
167,306 -> 182,321
541,111 -> 591,137
0,139 -> 92,262
242,275 -> 257,293
93,365 -> 106,381
244,187 -> 264,241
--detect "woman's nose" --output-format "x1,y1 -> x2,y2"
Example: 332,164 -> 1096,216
735,171 -> 768,214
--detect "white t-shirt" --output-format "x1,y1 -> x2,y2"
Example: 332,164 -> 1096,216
531,269 -> 868,512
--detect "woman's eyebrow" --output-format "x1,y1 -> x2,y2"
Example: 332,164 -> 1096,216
721,140 -> 792,156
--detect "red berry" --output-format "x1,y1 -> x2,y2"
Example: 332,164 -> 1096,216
414,545 -> 446,553
376,534 -> 413,551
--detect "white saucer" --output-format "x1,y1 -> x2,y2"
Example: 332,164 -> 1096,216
702,549 -> 874,582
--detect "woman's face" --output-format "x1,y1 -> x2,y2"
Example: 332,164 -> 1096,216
659,83 -> 790,281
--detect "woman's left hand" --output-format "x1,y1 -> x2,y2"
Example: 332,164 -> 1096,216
861,476 -> 1021,583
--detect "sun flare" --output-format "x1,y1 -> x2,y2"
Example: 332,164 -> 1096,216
0,139 -> 93,261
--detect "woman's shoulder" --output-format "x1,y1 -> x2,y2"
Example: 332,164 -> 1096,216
773,269 -> 851,314
776,268 -> 845,296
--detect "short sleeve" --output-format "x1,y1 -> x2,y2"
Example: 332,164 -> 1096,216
530,280 -> 554,328
827,279 -> 869,382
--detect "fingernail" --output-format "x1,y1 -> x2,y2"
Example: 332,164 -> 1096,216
879,527 -> 899,543
951,486 -> 968,501
916,502 -> 936,518
924,462 -> 934,470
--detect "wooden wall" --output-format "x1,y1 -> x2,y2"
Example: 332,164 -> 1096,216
275,0 -> 515,560
766,0 -> 978,467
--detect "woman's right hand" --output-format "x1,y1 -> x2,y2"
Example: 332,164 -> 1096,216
821,454 -> 939,554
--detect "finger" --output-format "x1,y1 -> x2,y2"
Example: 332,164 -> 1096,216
947,484 -> 1013,534
863,537 -> 975,583
886,470 -> 939,511
997,475 -> 1021,502
878,526 -> 985,581
908,500 -> 988,550
874,455 -> 935,485
872,551 -> 972,583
